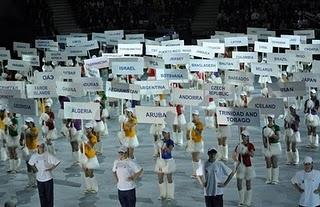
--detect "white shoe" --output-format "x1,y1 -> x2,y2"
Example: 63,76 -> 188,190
166,183 -> 174,200
265,168 -> 272,184
286,151 -> 293,165
292,150 -> 299,165
158,183 -> 166,200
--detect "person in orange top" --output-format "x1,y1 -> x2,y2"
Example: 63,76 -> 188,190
122,108 -> 139,159
20,117 -> 39,188
187,110 -> 204,178
80,123 -> 100,194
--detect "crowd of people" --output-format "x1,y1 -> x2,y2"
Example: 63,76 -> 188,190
217,0 -> 320,32
71,0 -> 194,33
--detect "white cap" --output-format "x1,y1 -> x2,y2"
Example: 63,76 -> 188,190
290,104 -> 296,110
126,108 -> 134,113
304,156 -> 313,164
311,89 -> 317,94
240,91 -> 247,96
267,114 -> 275,119
25,117 -> 34,123
282,71 -> 287,76
94,95 -> 101,102
118,146 -> 128,153
45,102 -> 51,107
192,110 -> 199,115
218,98 -> 227,104
15,73 -> 23,80
85,122 -> 93,128
241,130 -> 250,137
162,127 -> 170,133
154,96 -> 160,102
261,87 -> 268,96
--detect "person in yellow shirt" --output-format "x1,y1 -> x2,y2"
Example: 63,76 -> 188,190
20,117 -> 39,188
80,123 -> 100,194
122,109 -> 139,159
187,110 -> 204,178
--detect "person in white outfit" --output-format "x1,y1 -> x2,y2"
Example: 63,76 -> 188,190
154,128 -> 176,201
291,156 -> 320,207
5,112 -> 20,173
262,114 -> 282,184
150,96 -> 165,157
284,105 -> 301,165
40,103 -> 56,155
233,130 -> 255,207
304,89 -> 320,148
214,99 -> 230,161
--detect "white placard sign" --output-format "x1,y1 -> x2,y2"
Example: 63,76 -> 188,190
125,34 -> 145,42
172,88 -> 205,106
56,81 -> 85,97
66,37 -> 87,47
86,67 -> 100,78
35,39 -> 54,49
268,37 -> 290,48
13,42 -> 30,51
65,47 -> 88,57
118,39 -> 141,44
202,42 -> 225,53
281,35 -> 301,45
104,30 -> 124,40
135,80 -> 170,95
92,32 -> 107,42
189,59 -> 218,72
102,53 -> 123,58
312,40 -> 320,44
56,35 -> 68,44
204,83 -> 235,100
161,39 -> 184,47
247,35 -> 258,44
0,50 -> 11,60
0,47 -> 5,50
8,98 -> 38,116
80,77 -> 104,92
17,48 -> 37,57
22,55 -> 40,66
312,60 -> 320,73
146,45 -> 161,56
144,56 -> 164,69
84,56 -> 109,69
163,53 -> 190,65
197,38 -> 220,46
299,44 -> 320,54
224,36 -> 248,47
145,39 -> 160,46
0,81 -> 25,98
7,59 -> 30,71
105,82 -> 140,100
135,106 -> 177,124
285,50 -> 313,62
225,71 -> 254,85
156,69 -> 189,82
216,107 -> 260,127
190,46 -> 215,59
217,58 -> 240,70
26,84 -> 56,98
293,73 -> 320,88
267,53 -> 293,65
0,89 -> 21,99
294,30 -> 315,39
70,33 -> 88,38
158,46 -> 183,56
34,71 -> 56,84
250,63 -> 280,77
232,52 -> 258,63
267,81 -> 306,97
247,27 -> 267,35
112,61 -> 144,75
118,43 -> 143,55
46,51 -> 68,62
248,97 -> 284,117
64,102 -> 100,120
257,30 -> 276,40
75,40 -> 99,51
55,66 -> 81,80
254,41 -> 273,53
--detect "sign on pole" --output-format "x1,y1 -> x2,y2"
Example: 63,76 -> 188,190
248,97 -> 284,117
204,83 -> 236,100
292,73 -> 320,88
105,82 -> 140,100
26,84 -> 56,98
267,81 -> 306,97
225,71 -> 254,85
8,98 -> 38,116
135,80 -> 170,95
135,106 -> 177,124
216,107 -> 260,127
172,88 -> 206,106
64,102 -> 100,120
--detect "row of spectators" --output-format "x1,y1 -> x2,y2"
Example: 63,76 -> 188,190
217,0 -> 320,33
71,0 -> 194,32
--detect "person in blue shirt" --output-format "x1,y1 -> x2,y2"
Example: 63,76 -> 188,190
154,128 -> 176,201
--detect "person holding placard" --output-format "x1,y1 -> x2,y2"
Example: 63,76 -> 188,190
21,117 -> 39,188
150,96 -> 165,157
187,110 -> 204,178
215,99 -> 231,161
40,103 -> 56,155
154,128 -> 176,200
233,130 -> 255,207
304,89 -> 320,148
80,123 -> 99,193
5,112 -> 21,173
122,108 -> 139,159
113,146 -> 143,207
93,95 -> 109,155
291,156 -> 320,207
262,114 -> 282,184
284,105 -> 301,165
61,119 -> 82,165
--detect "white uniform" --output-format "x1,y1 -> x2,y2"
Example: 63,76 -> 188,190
291,170 -> 320,207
